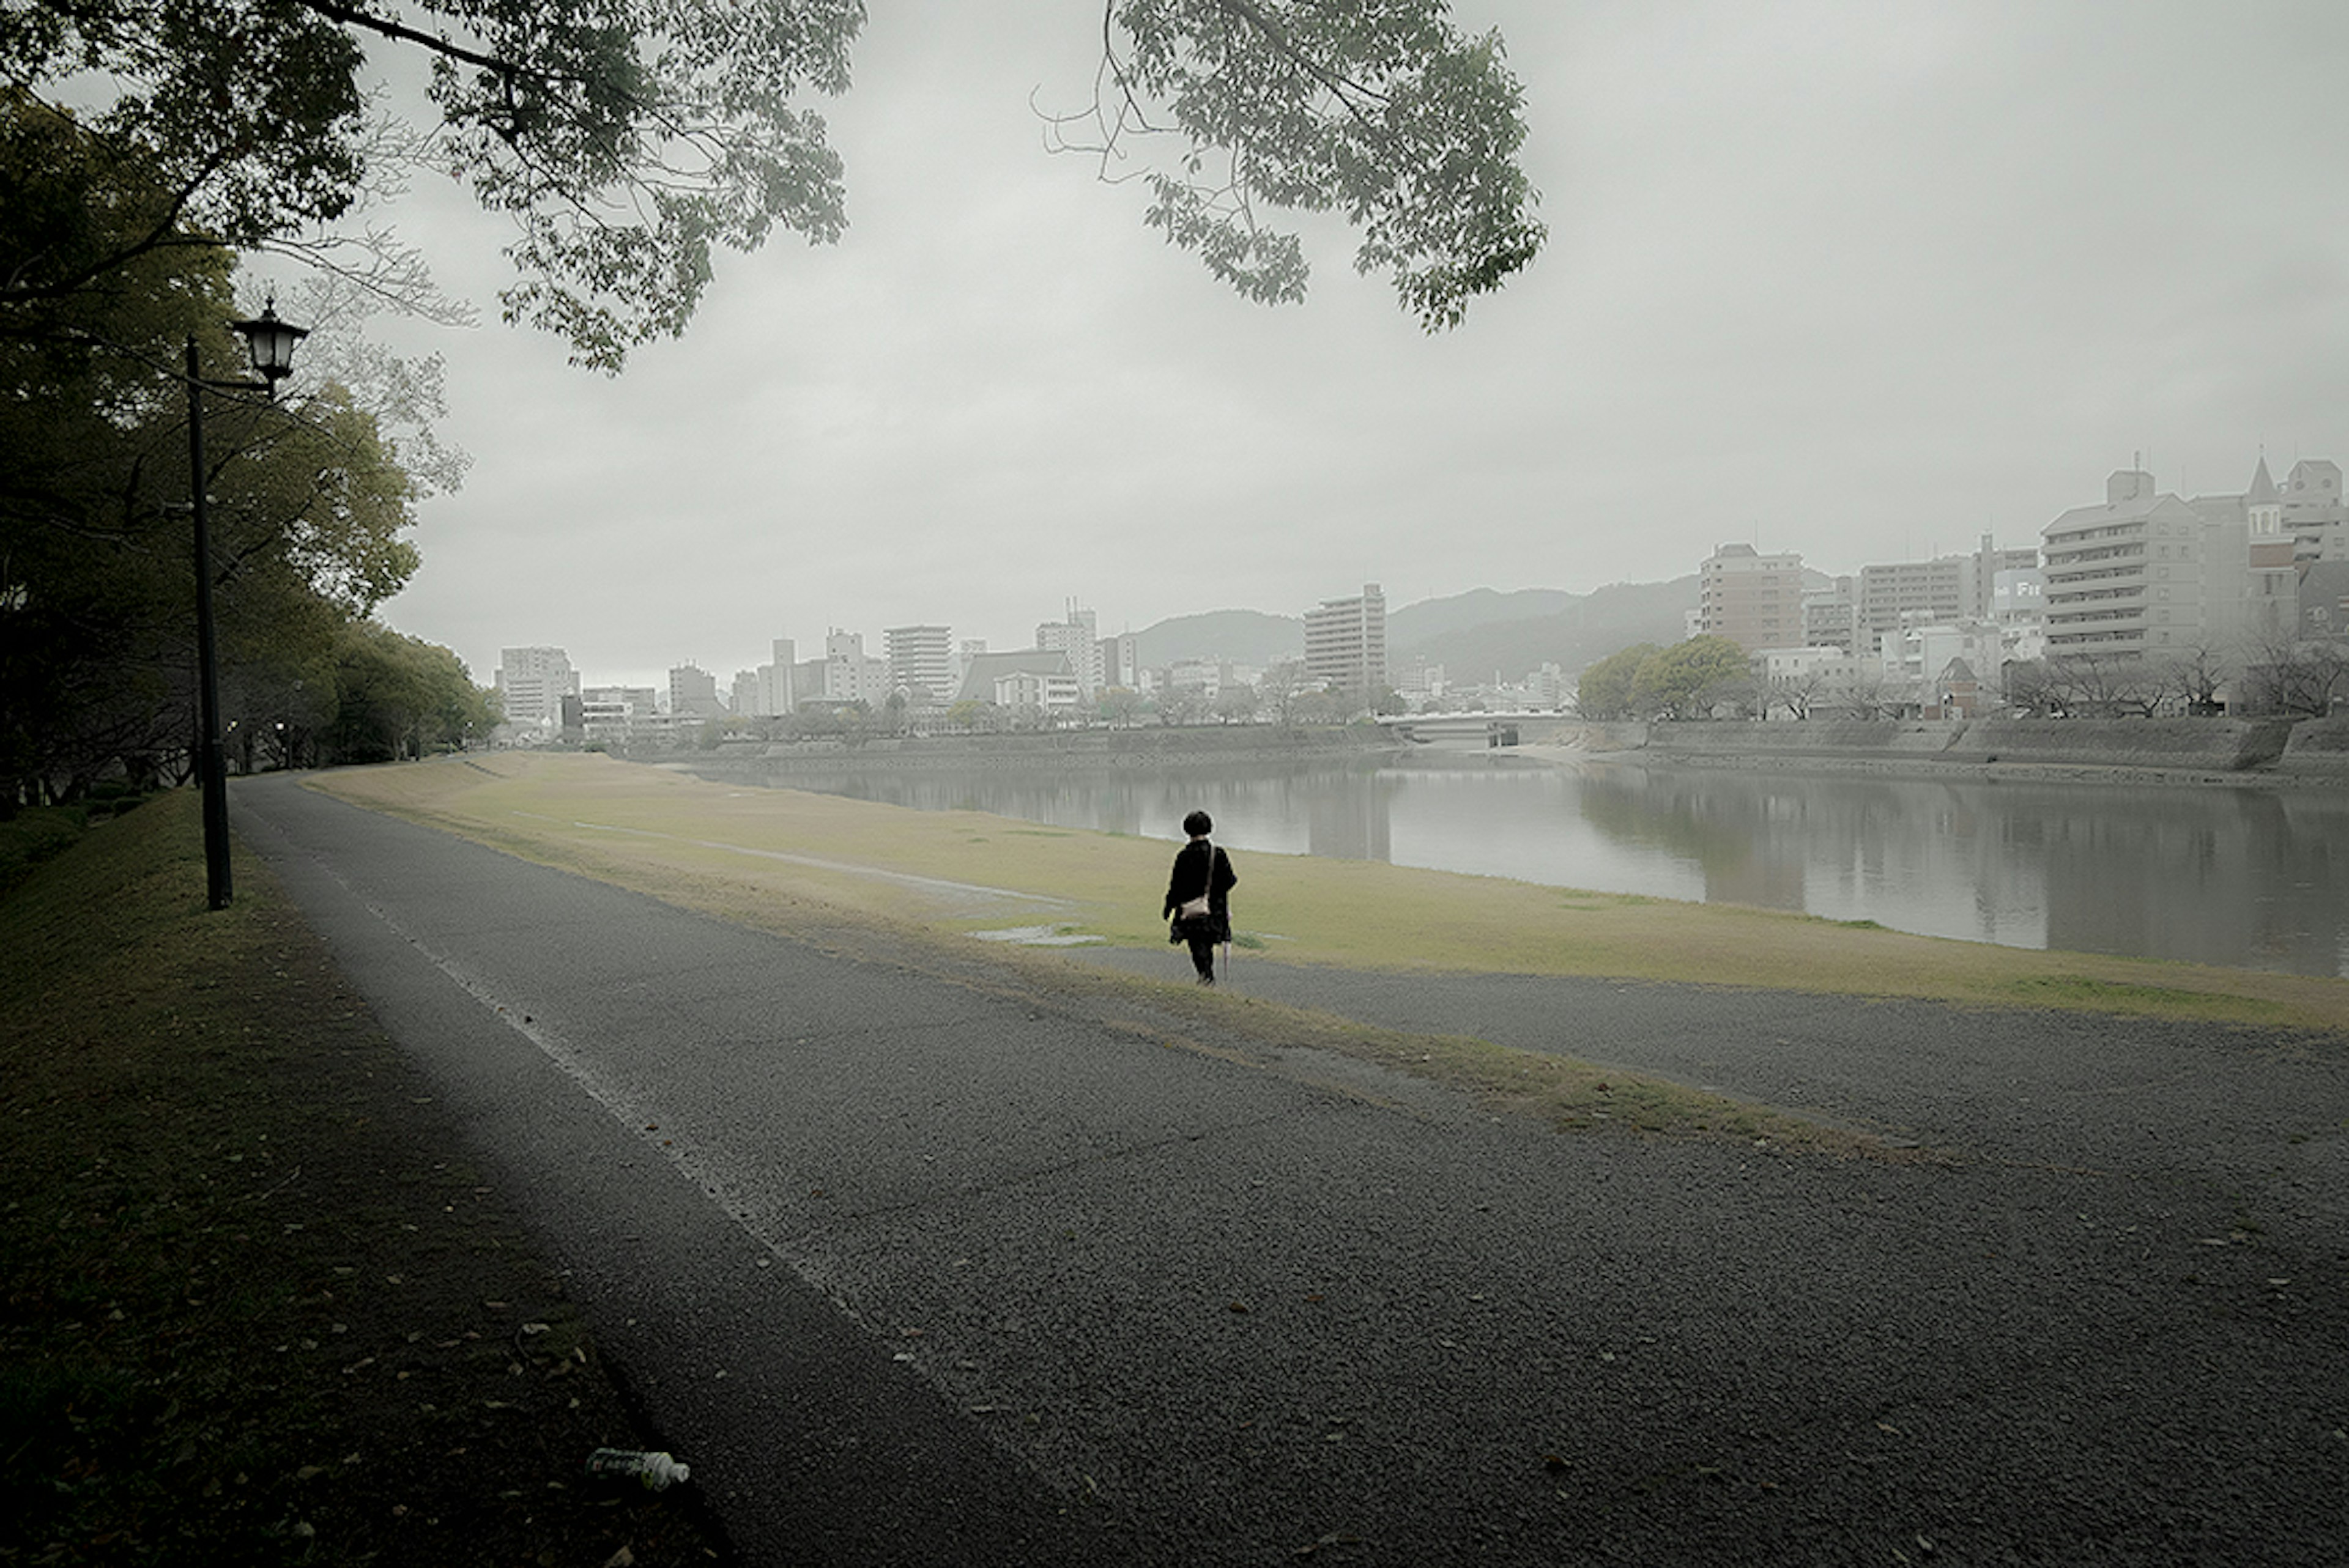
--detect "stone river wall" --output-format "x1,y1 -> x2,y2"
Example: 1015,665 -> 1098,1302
659,724 -> 1400,775
649,716 -> 2349,785
1559,716 -> 2349,784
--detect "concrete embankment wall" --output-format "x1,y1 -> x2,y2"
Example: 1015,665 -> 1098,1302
1574,717 -> 2345,779
1941,719 -> 2293,771
2277,716 -> 2349,778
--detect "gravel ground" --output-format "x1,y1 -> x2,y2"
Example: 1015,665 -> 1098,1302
239,777 -> 2349,1567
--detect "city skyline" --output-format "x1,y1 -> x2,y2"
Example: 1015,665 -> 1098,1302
491,442 -> 2329,699
343,3 -> 2347,695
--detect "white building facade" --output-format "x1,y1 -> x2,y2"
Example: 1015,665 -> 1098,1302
885,624 -> 954,706
1303,582 -> 1389,704
495,646 -> 577,730
1036,607 -> 1103,698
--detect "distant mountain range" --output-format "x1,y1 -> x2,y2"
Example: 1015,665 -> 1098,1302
1129,609 -> 1304,669
1129,579 -> 1700,681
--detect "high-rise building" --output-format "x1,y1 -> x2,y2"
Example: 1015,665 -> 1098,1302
752,637 -> 796,717
1803,575 -> 1858,653
2280,458 -> 2346,562
1035,605 -> 1104,698
667,662 -> 722,717
1304,583 -> 1388,704
1854,535 -> 2038,654
496,646 -> 577,729
884,624 -> 954,705
1100,632 -> 1140,691
1698,546 -> 1805,653
822,630 -> 890,704
2046,468 -> 2226,657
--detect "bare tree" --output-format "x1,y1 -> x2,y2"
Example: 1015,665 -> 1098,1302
2241,635 -> 2348,718
1828,668 -> 1895,720
1762,668 -> 1828,720
2153,645 -> 2232,717
2002,659 -> 2061,718
2043,652 -> 2155,718
1213,686 -> 1261,725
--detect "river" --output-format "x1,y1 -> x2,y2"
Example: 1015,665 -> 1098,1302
695,753 -> 2349,980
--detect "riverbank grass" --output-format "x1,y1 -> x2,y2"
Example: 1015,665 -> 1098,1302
311,752 -> 2348,1035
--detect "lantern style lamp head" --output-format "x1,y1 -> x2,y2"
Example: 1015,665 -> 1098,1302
229,300 -> 308,394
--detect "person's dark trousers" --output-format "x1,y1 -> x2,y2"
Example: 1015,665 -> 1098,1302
1184,928 -> 1217,983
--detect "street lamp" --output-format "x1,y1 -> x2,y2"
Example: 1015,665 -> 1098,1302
187,300 -> 308,909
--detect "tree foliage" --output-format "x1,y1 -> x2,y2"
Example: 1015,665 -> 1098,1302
8,0 -> 1543,367
324,619 -> 497,762
1635,635 -> 1749,720
6,0 -> 858,369
1,92 -> 477,805
1577,637 -> 1752,720
1083,0 -> 1546,330
1575,643 -> 1657,720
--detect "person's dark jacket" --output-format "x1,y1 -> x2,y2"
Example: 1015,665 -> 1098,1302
1162,838 -> 1237,941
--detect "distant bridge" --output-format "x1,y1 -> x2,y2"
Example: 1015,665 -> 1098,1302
1376,711 -> 1572,747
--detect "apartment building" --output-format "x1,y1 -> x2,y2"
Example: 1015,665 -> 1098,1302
2043,455 -> 2347,660
1304,583 -> 1388,703
495,646 -> 577,729
1803,575 -> 1858,653
1698,545 -> 1806,653
822,630 -> 891,705
884,624 -> 954,705
1100,631 -> 1140,692
579,685 -> 657,745
1036,606 -> 1104,698
2044,468 -> 2232,657
751,637 -> 796,717
667,662 -> 724,718
1855,535 -> 2039,654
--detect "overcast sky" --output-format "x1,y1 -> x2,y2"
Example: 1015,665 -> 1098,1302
348,1 -> 2348,692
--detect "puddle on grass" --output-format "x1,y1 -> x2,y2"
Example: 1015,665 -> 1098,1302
968,925 -> 1105,947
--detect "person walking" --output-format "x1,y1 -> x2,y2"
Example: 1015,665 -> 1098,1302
1162,809 -> 1238,985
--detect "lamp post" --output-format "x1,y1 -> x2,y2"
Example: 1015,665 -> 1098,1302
187,301 -> 307,909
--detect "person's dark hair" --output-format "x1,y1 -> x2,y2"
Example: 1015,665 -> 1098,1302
1183,810 -> 1213,837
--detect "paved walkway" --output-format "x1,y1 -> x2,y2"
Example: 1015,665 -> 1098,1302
237,777 -> 2349,1566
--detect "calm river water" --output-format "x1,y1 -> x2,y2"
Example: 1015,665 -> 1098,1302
714,754 -> 2349,979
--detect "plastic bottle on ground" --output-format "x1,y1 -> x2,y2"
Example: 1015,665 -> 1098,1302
584,1448 -> 691,1490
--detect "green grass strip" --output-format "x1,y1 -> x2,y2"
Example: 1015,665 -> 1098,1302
316,753 -> 2349,1037
0,791 -> 717,1566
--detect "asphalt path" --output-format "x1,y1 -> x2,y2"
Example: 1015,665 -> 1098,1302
236,775 -> 2349,1567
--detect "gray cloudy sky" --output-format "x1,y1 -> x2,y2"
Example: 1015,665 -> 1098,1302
356,1 -> 2349,692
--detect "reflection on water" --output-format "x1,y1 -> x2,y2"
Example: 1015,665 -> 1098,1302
708,756 -> 2349,978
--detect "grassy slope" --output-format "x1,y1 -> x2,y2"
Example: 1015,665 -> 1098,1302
315,752 -> 2349,1035
0,791 -> 721,1567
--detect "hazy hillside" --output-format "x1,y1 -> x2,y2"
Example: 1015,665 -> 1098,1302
1130,609 -> 1304,668
1128,579 -> 1701,681
1386,588 -> 1582,647
1394,578 -> 1700,681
